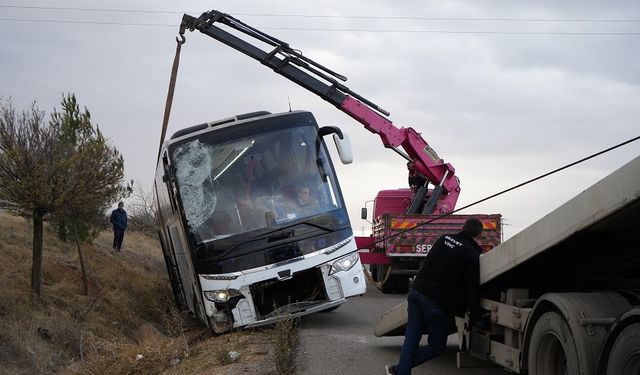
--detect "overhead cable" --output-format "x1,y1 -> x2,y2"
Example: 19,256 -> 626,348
1,18 -> 639,35
1,5 -> 639,23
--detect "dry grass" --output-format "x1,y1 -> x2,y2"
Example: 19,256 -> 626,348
0,211 -> 277,374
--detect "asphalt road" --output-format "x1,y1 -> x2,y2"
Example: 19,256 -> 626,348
296,280 -> 505,375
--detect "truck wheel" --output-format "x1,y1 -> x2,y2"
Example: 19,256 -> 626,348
373,264 -> 387,283
381,275 -> 409,294
370,265 -> 378,280
380,273 -> 395,294
374,265 -> 407,294
606,323 -> 640,375
393,275 -> 409,294
528,311 -> 580,375
373,264 -> 393,293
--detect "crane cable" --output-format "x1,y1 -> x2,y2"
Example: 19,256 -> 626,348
362,135 -> 640,289
157,34 -> 186,162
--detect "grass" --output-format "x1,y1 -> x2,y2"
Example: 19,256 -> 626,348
0,211 -> 281,374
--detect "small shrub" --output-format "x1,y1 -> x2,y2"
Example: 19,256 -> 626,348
270,316 -> 299,375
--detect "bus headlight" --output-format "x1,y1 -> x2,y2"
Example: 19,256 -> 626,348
329,252 -> 359,275
204,289 -> 241,303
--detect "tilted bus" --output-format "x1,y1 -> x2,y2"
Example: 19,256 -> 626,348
154,110 -> 366,333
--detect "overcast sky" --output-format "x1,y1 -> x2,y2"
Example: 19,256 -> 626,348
2,1 -> 639,239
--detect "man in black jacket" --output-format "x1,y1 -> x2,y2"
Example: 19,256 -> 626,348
385,218 -> 484,375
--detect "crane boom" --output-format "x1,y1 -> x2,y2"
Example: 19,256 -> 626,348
180,10 -> 461,214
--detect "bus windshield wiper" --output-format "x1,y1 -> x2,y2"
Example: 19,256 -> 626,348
253,220 -> 333,240
216,221 -> 334,257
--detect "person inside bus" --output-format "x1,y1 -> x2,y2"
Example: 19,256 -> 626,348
277,183 -> 319,219
294,184 -> 319,209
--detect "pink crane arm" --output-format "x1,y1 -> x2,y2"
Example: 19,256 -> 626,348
341,96 -> 460,213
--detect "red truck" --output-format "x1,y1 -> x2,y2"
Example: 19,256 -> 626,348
358,188 -> 502,293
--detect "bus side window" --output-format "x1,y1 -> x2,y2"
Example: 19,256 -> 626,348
163,153 -> 179,214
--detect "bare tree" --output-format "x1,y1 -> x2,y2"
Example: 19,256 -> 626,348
126,181 -> 159,237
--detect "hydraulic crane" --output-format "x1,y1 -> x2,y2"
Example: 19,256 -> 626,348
179,10 -> 461,215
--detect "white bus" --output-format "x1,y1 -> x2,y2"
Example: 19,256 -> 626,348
155,110 -> 366,333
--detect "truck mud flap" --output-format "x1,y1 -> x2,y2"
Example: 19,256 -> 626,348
374,301 -> 408,337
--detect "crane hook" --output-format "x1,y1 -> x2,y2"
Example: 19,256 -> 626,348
176,34 -> 186,45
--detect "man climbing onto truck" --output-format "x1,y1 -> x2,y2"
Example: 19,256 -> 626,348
385,218 -> 484,375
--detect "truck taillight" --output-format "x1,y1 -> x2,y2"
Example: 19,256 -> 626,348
394,245 -> 414,253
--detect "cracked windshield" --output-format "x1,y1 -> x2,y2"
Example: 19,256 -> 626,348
172,124 -> 341,242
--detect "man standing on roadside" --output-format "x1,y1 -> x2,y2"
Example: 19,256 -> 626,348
110,202 -> 128,252
385,218 -> 485,375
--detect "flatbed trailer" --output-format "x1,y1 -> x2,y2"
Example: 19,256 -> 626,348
375,155 -> 640,375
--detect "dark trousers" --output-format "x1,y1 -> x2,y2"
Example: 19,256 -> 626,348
113,227 -> 125,250
396,288 -> 449,375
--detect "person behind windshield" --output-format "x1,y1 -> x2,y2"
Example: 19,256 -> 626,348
295,185 -> 318,208
277,184 -> 319,219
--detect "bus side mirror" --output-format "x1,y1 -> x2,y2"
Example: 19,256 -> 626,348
319,126 -> 353,165
361,207 -> 368,220
333,132 -> 353,165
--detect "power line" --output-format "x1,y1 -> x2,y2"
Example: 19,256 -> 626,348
0,18 -> 175,27
0,5 -> 182,14
1,18 -> 639,36
260,27 -> 640,36
1,5 -> 639,23
238,14 -> 640,23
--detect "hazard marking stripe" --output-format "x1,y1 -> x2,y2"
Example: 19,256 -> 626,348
389,220 -> 498,230
390,221 -> 417,229
482,221 -> 497,230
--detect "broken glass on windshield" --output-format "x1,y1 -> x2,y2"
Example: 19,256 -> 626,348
171,123 -> 343,243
